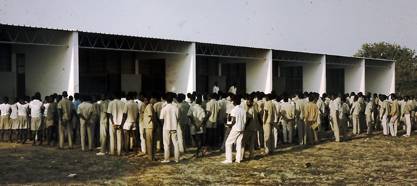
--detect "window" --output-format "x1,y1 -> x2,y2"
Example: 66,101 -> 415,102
0,44 -> 11,72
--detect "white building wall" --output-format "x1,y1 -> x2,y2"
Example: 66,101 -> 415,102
246,50 -> 272,93
344,59 -> 365,93
303,55 -> 326,94
11,31 -> 79,97
166,43 -> 196,93
365,61 -> 395,95
1,0 -> 416,56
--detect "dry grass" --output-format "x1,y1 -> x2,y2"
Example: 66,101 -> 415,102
1,132 -> 417,185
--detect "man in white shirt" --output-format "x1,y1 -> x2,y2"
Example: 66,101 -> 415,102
0,97 -> 11,142
77,96 -> 96,151
205,93 -> 220,148
223,95 -> 246,164
29,93 -> 44,145
107,93 -> 125,156
121,92 -> 139,153
160,93 -> 180,163
213,82 -> 220,94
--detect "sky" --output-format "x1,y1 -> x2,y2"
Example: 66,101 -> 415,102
1,0 -> 416,56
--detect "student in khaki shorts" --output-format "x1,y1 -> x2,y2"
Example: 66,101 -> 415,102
16,98 -> 29,143
121,92 -> 139,153
77,95 -> 96,151
0,97 -> 11,142
45,96 -> 57,146
29,93 -> 44,145
57,91 -> 74,149
9,98 -> 19,142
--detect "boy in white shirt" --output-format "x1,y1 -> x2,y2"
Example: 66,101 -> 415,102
29,93 -> 44,145
9,98 -> 18,142
17,98 -> 29,143
222,95 -> 246,164
0,97 -> 11,141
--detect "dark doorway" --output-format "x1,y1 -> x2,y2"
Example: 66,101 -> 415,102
221,63 -> 246,94
281,66 -> 303,95
326,68 -> 345,95
16,53 -> 25,98
139,59 -> 165,94
79,49 -> 122,95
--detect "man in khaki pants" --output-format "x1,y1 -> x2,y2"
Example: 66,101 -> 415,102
303,94 -> 319,145
142,96 -> 156,160
160,93 -> 180,163
58,91 -> 73,149
77,96 -> 96,151
330,94 -> 343,142
262,94 -> 275,155
96,94 -> 109,156
121,93 -> 139,153
107,93 -> 125,156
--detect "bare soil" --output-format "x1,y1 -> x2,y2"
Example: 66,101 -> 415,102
1,132 -> 417,185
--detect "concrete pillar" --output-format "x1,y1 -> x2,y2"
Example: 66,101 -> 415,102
246,49 -> 273,93
165,42 -> 196,93
67,31 -> 79,96
303,55 -> 326,94
344,58 -> 365,93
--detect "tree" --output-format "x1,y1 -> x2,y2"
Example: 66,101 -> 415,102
355,42 -> 417,95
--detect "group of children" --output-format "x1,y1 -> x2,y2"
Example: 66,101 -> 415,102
0,90 -> 416,164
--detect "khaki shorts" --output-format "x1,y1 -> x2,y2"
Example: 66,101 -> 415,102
10,118 -> 19,130
18,116 -> 28,129
0,116 -> 10,130
123,122 -> 136,130
45,118 -> 54,128
31,117 -> 42,131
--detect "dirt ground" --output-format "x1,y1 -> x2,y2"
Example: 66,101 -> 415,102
1,131 -> 417,185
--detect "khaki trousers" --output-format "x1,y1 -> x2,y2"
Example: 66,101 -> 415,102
282,119 -> 294,144
263,123 -> 273,154
163,130 -> 179,162
59,119 -> 73,148
109,124 -> 123,156
144,128 -> 154,160
352,114 -> 360,135
80,119 -> 94,151
99,119 -> 108,153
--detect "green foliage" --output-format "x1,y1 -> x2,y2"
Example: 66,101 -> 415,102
355,42 -> 417,95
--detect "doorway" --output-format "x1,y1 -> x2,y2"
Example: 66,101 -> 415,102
139,59 -> 165,94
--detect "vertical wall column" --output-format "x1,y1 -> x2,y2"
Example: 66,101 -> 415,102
389,62 -> 395,94
165,42 -> 196,93
67,31 -> 79,96
246,49 -> 273,93
303,55 -> 326,94
344,59 -> 365,93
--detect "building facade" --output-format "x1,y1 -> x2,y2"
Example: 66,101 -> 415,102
0,1 -> 395,97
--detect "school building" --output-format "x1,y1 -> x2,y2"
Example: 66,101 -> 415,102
0,1 -> 395,98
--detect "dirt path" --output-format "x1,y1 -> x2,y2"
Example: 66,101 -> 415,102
1,133 -> 417,185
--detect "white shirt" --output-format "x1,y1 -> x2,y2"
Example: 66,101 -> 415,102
43,103 -> 50,117
160,103 -> 178,131
230,105 -> 246,132
0,103 -> 11,116
17,103 -> 28,116
10,104 -> 18,119
228,86 -> 237,94
107,99 -> 125,125
213,85 -> 220,94
29,99 -> 43,118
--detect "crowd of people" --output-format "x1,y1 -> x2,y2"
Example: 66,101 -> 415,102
0,87 -> 416,164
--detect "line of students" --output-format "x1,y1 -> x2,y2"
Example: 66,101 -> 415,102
0,90 -> 416,164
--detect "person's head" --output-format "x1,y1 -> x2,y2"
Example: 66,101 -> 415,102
308,94 -> 315,102
69,95 -> 73,101
390,93 -> 397,100
2,96 -> 9,104
353,95 -> 358,102
165,93 -> 174,104
177,94 -> 186,103
246,96 -> 254,107
34,92 -> 41,100
232,95 -> 241,106
214,81 -> 218,86
74,93 -> 80,100
62,91 -> 68,98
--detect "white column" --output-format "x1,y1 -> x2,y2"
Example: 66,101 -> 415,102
165,42 -> 196,93
389,61 -> 395,94
67,31 -> 79,96
246,49 -> 272,93
303,55 -> 326,94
